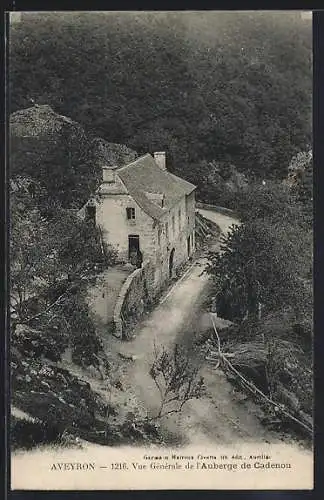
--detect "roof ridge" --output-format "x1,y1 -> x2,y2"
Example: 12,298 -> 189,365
117,153 -> 152,171
117,153 -> 196,220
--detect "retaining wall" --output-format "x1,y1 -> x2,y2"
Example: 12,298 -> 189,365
113,260 -> 155,338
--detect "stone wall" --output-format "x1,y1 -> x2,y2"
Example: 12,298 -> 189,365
96,195 -> 155,264
152,191 -> 196,287
196,201 -> 239,218
113,260 -> 155,338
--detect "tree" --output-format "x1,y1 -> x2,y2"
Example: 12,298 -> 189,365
230,181 -> 304,224
10,180 -> 54,321
10,177 -> 116,326
10,176 -> 117,380
286,150 -> 313,226
207,217 -> 312,323
149,344 -> 205,419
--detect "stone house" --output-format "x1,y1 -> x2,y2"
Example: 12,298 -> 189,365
82,152 -> 196,292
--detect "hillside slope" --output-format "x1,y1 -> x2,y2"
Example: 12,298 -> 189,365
10,11 -> 311,184
10,104 -> 138,208
10,106 -> 160,450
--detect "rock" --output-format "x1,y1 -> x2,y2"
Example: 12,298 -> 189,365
56,373 -> 68,386
79,398 -> 87,408
100,382 -> 112,391
115,380 -> 125,391
276,384 -> 301,413
73,379 -> 90,390
88,364 -> 101,379
299,410 -> 313,428
56,366 -> 71,378
39,366 -> 54,377
118,352 -> 137,361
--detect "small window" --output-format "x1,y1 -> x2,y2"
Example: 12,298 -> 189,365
126,207 -> 136,220
166,222 -> 169,239
172,215 -> 175,234
157,227 -> 161,246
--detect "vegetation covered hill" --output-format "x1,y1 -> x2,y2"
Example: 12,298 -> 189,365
10,104 -> 138,209
10,11 -> 311,198
9,106 -> 151,448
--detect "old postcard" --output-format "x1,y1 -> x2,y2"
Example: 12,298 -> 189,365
8,10 -> 313,490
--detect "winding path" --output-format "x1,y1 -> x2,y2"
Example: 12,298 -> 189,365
111,209 -> 283,445
197,208 -> 239,236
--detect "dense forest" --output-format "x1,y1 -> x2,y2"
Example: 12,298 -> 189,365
10,11 -> 312,204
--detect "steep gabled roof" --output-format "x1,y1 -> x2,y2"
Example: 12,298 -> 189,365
117,154 -> 196,220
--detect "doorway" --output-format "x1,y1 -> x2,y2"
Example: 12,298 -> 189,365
128,235 -> 140,261
169,248 -> 175,278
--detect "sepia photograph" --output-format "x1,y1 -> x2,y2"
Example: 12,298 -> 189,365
8,10 -> 313,490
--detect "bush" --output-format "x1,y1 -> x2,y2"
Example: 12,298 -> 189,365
11,417 -> 61,450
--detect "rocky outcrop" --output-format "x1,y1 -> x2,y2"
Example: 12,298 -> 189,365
10,105 -> 138,208
10,104 -> 78,138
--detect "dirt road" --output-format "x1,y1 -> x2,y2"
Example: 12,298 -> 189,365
112,210 -> 283,445
197,208 -> 239,236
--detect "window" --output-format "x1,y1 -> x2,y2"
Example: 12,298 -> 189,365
126,207 -> 136,220
166,222 -> 169,240
157,227 -> 161,246
172,215 -> 175,234
178,208 -> 181,228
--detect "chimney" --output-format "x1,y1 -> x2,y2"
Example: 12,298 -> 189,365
154,152 -> 167,171
102,166 -> 117,183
